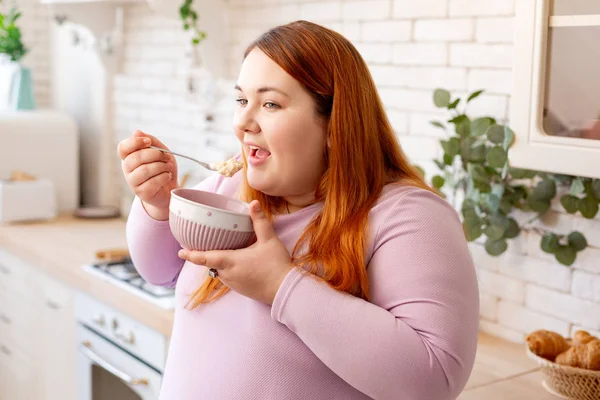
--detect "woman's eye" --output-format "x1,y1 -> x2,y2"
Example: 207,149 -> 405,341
264,102 -> 280,109
236,98 -> 248,106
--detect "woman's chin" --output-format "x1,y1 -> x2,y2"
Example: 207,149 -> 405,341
247,176 -> 271,194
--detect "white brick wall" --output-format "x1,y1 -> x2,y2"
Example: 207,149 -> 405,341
393,43 -> 448,65
450,43 -> 514,68
343,1 -> 391,21
16,0 -> 600,344
497,300 -> 571,337
449,0 -> 515,17
414,19 -> 473,42
467,69 -> 513,95
361,21 -> 411,42
475,17 -> 514,43
477,268 -> 526,304
526,285 -> 600,330
392,0 -> 447,18
479,293 -> 498,320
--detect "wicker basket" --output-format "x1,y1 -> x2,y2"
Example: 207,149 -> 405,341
526,348 -> 600,400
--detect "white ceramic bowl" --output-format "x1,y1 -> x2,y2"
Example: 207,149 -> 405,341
169,189 -> 255,251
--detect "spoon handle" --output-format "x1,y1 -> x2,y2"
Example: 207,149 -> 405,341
149,146 -> 216,171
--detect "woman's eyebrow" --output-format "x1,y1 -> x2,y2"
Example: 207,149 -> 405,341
234,84 -> 290,98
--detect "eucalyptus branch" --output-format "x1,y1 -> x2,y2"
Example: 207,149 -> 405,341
521,226 -> 551,238
521,213 -> 542,227
420,88 -> 600,266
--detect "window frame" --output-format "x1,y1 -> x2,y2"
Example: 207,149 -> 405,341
510,0 -> 600,179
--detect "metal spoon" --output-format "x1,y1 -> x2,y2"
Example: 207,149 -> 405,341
149,145 -> 219,172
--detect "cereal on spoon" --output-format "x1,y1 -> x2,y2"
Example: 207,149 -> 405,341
214,158 -> 244,177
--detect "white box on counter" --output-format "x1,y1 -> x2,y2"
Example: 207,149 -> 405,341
0,110 -> 79,213
0,179 -> 57,223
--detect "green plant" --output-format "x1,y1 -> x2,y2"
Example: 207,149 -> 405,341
179,0 -> 207,46
0,5 -> 28,62
428,88 -> 600,266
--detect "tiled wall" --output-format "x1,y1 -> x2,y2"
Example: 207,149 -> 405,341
17,0 -> 600,343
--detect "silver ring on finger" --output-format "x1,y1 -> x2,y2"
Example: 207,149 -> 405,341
208,268 -> 218,279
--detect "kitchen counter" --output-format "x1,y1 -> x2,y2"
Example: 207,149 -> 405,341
461,334 -> 559,399
0,215 -> 561,398
0,214 -> 174,336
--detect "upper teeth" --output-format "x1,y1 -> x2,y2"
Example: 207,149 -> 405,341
249,146 -> 260,150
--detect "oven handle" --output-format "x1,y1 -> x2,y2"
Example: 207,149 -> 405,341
80,341 -> 149,386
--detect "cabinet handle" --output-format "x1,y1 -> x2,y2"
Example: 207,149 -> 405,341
0,264 -> 9,275
0,344 -> 11,356
0,313 -> 11,325
46,300 -> 60,310
80,341 -> 148,385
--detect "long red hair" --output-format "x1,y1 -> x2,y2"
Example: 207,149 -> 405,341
186,20 -> 433,308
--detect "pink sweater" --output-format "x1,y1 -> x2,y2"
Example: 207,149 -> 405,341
126,171 -> 479,400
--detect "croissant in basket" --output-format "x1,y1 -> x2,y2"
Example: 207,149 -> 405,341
572,330 -> 597,346
556,339 -> 600,371
526,330 -> 570,361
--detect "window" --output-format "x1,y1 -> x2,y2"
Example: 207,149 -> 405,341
510,0 -> 600,178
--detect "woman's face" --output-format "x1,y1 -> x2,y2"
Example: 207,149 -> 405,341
234,48 -> 327,203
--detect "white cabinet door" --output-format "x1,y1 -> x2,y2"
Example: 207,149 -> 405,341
0,248 -> 76,400
37,273 -> 77,400
511,0 -> 600,178
0,330 -> 39,400
0,250 -> 40,400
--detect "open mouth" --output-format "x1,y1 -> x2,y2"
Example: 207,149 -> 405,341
249,146 -> 271,160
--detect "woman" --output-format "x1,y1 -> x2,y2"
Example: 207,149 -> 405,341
118,20 -> 479,400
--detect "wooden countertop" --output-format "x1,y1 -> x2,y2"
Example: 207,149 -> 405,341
0,215 -> 562,398
460,334 -> 560,399
0,215 -> 174,337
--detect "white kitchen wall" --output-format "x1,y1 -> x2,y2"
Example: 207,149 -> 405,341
14,0 -> 600,344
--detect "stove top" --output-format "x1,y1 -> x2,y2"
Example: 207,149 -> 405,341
82,258 -> 175,309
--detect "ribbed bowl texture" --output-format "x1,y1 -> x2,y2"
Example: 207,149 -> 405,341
169,189 -> 255,251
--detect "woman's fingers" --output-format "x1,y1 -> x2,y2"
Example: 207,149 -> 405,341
117,134 -> 150,160
179,249 -> 236,270
132,170 -> 173,199
118,129 -> 179,209
126,161 -> 174,188
121,147 -> 170,174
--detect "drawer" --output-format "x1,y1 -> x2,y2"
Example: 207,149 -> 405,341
0,273 -> 37,314
0,336 -> 38,399
0,249 -> 34,298
38,271 -> 73,309
0,292 -> 39,358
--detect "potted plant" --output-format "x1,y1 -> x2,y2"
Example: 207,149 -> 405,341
0,4 -> 35,110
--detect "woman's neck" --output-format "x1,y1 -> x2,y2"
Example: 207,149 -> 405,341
283,192 -> 317,214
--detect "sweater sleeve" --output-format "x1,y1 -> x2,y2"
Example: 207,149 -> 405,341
125,174 -> 221,287
270,189 -> 480,400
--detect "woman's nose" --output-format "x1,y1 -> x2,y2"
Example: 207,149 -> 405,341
235,107 -> 260,134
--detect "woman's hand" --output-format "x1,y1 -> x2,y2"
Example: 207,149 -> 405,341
178,201 -> 294,305
117,130 -> 178,220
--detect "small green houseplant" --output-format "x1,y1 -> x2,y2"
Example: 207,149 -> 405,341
0,5 -> 28,62
0,3 -> 34,110
179,0 -> 207,46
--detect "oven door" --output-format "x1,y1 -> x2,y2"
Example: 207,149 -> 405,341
77,325 -> 163,400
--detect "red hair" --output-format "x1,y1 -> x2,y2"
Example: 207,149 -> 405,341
186,20 -> 433,308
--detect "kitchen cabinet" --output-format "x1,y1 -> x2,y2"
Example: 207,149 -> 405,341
38,272 -> 77,400
0,250 -> 39,400
510,0 -> 600,178
0,248 -> 76,400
